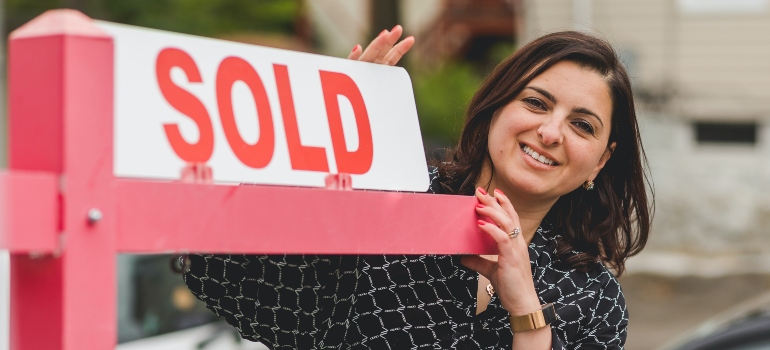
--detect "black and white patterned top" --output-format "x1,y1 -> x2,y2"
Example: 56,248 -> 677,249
184,169 -> 628,349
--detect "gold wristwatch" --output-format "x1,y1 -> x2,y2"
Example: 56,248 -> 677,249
510,303 -> 558,332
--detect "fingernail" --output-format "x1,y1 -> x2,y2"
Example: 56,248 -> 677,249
477,187 -> 487,195
351,44 -> 358,53
380,29 -> 388,36
477,220 -> 487,226
494,189 -> 503,196
392,24 -> 400,31
476,203 -> 485,209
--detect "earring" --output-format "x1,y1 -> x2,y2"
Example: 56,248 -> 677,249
583,180 -> 594,191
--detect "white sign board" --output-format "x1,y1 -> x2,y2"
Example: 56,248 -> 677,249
97,22 -> 429,191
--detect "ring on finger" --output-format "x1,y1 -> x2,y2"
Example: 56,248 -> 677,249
508,227 -> 521,239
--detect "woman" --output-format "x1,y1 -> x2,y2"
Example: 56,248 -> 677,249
184,28 -> 651,349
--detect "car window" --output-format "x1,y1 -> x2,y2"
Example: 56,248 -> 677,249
118,254 -> 217,343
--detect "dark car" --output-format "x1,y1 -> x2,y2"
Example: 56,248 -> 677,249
661,291 -> 770,350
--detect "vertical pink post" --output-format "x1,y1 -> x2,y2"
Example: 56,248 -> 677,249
8,10 -> 115,350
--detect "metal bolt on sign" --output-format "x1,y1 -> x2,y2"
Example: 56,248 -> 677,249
87,208 -> 103,224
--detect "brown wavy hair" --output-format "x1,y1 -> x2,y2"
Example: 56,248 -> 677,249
434,31 -> 653,276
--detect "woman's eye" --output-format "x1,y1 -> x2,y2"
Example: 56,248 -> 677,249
523,97 -> 546,110
572,120 -> 595,134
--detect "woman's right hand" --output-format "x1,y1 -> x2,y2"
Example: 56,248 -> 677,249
348,25 -> 414,66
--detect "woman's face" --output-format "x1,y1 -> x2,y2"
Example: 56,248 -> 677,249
486,60 -> 615,201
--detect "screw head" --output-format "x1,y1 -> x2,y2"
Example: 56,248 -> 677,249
87,208 -> 103,224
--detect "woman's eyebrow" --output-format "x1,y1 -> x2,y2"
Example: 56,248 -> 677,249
573,107 -> 605,128
525,86 -> 556,103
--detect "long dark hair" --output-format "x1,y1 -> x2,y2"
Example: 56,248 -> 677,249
435,31 -> 652,276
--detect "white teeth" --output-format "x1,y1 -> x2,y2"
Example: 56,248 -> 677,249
521,145 -> 556,166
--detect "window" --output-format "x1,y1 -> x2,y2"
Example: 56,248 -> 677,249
694,121 -> 757,145
677,0 -> 768,15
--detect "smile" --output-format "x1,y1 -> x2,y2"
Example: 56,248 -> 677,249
520,144 -> 558,166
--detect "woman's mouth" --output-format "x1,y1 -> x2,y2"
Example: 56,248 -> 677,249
520,144 -> 558,166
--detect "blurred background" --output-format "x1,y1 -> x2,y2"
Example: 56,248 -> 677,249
2,0 -> 770,349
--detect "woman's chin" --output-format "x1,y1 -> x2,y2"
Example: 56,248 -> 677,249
505,180 -> 560,200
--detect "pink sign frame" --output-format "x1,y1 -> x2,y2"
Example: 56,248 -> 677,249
1,10 -> 495,350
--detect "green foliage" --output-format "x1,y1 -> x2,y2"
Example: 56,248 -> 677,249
412,62 -> 484,146
488,41 -> 517,66
6,0 -> 300,37
103,0 -> 299,37
6,0 -> 63,32
413,42 -> 518,146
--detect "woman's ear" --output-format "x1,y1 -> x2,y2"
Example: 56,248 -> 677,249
588,141 -> 616,181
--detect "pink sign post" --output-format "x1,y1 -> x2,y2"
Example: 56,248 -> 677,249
1,10 -> 495,350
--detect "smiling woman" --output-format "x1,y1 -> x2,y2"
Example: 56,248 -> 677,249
431,31 -> 652,349
184,30 -> 652,350
440,31 -> 650,275
485,60 -> 615,200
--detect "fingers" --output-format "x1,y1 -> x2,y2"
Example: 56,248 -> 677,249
476,203 -> 516,235
460,255 -> 496,279
477,219 -> 513,246
374,26 -> 404,63
347,44 -> 362,60
477,218 -> 528,275
475,187 -> 506,219
354,25 -> 413,66
475,187 -> 496,206
492,189 -> 520,229
475,187 -> 523,248
382,36 -> 414,65
358,29 -> 391,63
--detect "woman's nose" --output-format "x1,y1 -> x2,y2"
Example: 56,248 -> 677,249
537,116 -> 564,146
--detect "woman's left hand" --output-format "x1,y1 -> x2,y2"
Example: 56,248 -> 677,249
461,187 -> 542,316
347,25 -> 414,66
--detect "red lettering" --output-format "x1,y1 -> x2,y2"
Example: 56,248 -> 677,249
156,48 -> 214,163
274,64 -> 329,172
216,57 -> 275,169
319,71 -> 373,174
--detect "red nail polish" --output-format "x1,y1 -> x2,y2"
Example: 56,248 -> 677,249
477,187 -> 487,195
477,220 -> 486,225
351,44 -> 358,53
476,203 -> 485,209
494,189 -> 503,195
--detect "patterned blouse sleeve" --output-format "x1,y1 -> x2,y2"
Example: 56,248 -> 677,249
575,275 -> 629,349
183,254 -> 333,349
554,273 -> 628,349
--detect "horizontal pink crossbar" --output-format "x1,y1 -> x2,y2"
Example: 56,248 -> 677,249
0,170 -> 59,253
115,180 -> 497,255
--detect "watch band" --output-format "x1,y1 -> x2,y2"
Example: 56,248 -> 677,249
510,303 -> 558,332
